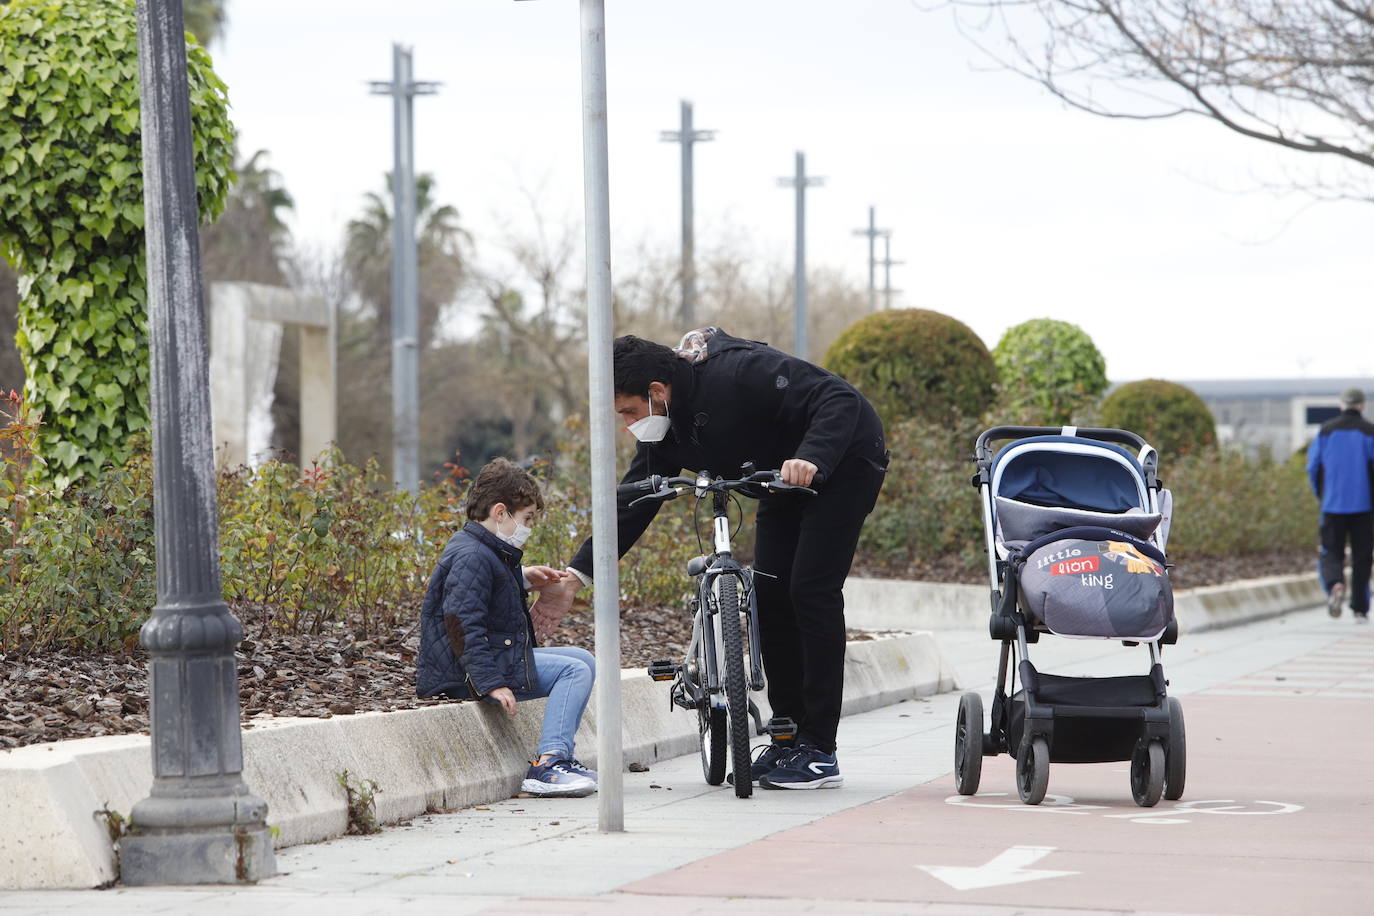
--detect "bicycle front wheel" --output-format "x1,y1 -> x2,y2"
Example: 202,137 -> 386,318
717,574 -> 752,798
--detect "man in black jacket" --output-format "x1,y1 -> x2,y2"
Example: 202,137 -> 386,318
548,330 -> 887,789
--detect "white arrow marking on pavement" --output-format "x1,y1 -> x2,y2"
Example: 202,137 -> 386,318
919,845 -> 1079,890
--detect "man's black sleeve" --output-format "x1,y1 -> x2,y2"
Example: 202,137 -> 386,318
736,349 -> 867,478
568,440 -> 683,580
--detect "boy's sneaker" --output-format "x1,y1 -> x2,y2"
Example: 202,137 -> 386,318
1328,582 -> 1346,618
1356,613 -> 1369,625
759,742 -> 843,790
567,758 -> 597,782
727,741 -> 795,786
521,758 -> 596,797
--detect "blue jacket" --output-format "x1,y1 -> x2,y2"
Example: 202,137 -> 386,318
415,521 -> 536,699
1307,409 -> 1374,514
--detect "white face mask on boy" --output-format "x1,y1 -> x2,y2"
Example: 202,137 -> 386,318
496,512 -> 532,549
627,396 -> 671,443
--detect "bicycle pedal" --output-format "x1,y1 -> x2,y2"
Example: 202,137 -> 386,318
767,716 -> 798,742
646,659 -> 679,681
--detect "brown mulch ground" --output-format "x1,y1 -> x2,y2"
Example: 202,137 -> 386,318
0,550 -> 1315,750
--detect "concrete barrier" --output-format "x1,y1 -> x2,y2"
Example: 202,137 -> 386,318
843,573 -> 1324,635
0,632 -> 956,890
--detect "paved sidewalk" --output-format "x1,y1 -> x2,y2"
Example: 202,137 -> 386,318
7,608 -> 1371,915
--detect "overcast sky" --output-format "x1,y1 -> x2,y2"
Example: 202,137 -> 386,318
212,0 -> 1372,383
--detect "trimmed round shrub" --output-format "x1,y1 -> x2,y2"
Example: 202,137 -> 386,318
824,308 -> 997,430
1099,379 -> 1216,457
992,318 -> 1107,426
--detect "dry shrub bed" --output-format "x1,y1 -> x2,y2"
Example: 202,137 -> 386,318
0,549 -> 1313,750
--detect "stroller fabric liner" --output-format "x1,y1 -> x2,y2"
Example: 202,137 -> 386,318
991,437 -> 1146,512
995,495 -> 1162,544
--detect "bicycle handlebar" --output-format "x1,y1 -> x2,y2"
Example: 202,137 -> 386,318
618,469 -> 817,507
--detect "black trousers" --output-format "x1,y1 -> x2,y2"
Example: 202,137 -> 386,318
1319,511 -> 1373,614
752,452 -> 886,754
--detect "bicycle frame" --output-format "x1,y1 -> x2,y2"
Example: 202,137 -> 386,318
685,476 -> 765,714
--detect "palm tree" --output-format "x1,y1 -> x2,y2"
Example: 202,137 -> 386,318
344,172 -> 469,350
183,0 -> 227,48
201,149 -> 295,285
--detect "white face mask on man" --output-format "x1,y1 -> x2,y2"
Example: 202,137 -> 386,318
627,396 -> 671,443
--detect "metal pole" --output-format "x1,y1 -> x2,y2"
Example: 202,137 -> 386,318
866,206 -> 876,311
777,153 -> 822,359
681,101 -> 695,326
393,45 -> 418,493
579,0 -> 624,832
123,0 -> 273,885
880,231 -> 903,310
794,152 -> 807,360
370,46 -> 437,494
883,232 -> 891,310
852,206 -> 887,314
660,100 -> 714,327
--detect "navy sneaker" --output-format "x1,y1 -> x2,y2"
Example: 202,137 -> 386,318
727,741 -> 795,786
567,758 -> 598,783
759,742 -> 843,790
521,758 -> 596,797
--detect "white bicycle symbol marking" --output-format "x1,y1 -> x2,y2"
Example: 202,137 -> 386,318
946,793 -> 1303,825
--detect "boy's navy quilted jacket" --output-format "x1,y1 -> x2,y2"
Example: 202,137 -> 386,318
415,521 -> 536,699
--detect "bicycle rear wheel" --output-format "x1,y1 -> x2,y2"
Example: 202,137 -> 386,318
717,575 -> 752,798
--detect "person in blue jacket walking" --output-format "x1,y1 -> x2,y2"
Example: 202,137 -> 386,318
415,458 -> 596,796
1306,388 -> 1374,622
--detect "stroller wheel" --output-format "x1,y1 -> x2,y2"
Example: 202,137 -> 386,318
1016,736 -> 1050,805
1164,697 -> 1187,801
1131,739 -> 1166,807
954,692 -> 984,795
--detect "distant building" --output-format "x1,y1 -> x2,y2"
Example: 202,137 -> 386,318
1173,378 -> 1374,458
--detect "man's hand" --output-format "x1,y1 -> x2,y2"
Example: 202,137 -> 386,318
781,458 -> 819,487
523,565 -> 566,589
531,572 -> 581,640
489,686 -> 517,717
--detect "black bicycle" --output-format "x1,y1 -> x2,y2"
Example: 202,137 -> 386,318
625,465 -> 814,798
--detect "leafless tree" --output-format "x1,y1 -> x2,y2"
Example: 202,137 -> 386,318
946,0 -> 1374,198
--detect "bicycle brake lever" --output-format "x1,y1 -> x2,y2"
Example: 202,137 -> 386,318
628,488 -> 679,508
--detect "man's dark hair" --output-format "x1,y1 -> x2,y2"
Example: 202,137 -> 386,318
465,457 -> 545,522
613,335 -> 676,398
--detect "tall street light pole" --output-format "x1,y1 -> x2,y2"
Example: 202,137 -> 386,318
881,231 -> 903,310
851,205 -> 887,313
122,0 -> 274,884
659,100 -> 715,327
777,151 -> 824,360
370,45 -> 439,494
517,0 -> 625,833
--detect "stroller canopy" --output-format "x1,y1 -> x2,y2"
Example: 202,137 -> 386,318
991,436 -> 1147,513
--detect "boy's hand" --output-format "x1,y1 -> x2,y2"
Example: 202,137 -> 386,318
530,573 -> 580,639
523,565 -> 566,588
489,687 -> 517,717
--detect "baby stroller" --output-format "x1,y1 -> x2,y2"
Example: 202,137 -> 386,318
954,426 -> 1186,807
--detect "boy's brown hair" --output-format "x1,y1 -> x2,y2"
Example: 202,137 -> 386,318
465,457 -> 545,522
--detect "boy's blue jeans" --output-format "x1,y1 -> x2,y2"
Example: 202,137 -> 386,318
513,646 -> 596,760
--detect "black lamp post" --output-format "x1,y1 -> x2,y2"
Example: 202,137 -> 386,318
119,0 -> 274,884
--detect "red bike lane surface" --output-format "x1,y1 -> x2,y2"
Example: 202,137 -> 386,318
621,691 -> 1374,915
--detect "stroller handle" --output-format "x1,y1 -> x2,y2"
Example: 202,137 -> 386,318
974,426 -> 1150,470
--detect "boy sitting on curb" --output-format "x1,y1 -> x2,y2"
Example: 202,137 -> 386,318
415,458 -> 596,798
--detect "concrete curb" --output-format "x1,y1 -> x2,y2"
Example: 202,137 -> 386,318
842,572 -> 1324,635
0,632 -> 957,890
